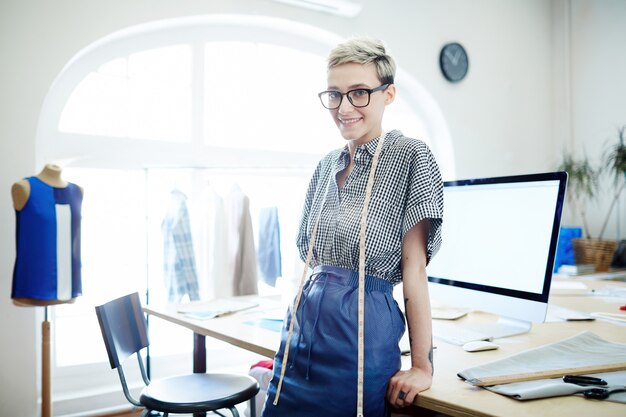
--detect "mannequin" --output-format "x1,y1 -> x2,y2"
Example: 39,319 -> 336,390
11,163 -> 83,306
11,164 -> 84,417
12,164 -> 67,211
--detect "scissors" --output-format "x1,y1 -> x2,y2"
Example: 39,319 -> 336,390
562,376 -> 626,400
582,387 -> 626,400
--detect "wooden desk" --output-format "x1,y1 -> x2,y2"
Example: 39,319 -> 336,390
145,281 -> 626,417
145,295 -> 281,372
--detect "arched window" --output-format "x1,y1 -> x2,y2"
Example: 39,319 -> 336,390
38,15 -> 453,170
37,15 -> 454,415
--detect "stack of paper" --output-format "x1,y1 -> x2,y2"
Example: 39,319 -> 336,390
557,264 -> 596,275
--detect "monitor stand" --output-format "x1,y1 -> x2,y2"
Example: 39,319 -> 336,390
467,317 -> 532,339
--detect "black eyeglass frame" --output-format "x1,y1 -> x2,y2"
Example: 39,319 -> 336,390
318,83 -> 390,109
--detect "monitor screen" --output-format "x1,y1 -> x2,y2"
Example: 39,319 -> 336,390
427,171 -> 567,336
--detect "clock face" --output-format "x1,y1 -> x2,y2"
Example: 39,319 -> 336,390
440,42 -> 469,82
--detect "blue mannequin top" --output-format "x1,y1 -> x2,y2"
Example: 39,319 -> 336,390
12,176 -> 83,301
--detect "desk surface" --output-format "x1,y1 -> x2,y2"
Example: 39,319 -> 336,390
145,295 -> 281,359
145,279 -> 626,417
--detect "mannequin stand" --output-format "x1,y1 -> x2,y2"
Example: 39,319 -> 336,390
42,307 -> 51,417
11,164 -> 81,417
13,300 -> 60,417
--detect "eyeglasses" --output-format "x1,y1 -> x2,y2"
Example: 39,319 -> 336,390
318,84 -> 390,109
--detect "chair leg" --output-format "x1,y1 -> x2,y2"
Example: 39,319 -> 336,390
249,397 -> 256,417
229,406 -> 240,417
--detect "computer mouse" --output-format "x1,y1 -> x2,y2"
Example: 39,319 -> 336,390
462,340 -> 500,352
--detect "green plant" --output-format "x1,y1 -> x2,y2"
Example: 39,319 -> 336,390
560,125 -> 626,241
558,152 -> 599,239
598,125 -> 626,239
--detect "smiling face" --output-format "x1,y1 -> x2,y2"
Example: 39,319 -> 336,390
326,62 -> 396,147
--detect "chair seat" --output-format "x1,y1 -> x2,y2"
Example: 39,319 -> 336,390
140,373 -> 259,413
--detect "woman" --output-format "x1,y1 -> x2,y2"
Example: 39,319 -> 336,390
262,37 -> 443,417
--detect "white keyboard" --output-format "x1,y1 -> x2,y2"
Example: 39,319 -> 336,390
432,320 -> 492,346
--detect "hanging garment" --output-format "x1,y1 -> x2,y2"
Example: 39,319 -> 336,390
204,186 -> 230,299
226,185 -> 258,296
12,176 -> 83,301
257,207 -> 282,287
162,190 -> 200,303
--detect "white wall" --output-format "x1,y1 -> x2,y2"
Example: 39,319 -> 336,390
0,1 -> 624,416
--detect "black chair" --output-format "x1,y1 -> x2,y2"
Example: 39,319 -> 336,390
95,292 -> 260,417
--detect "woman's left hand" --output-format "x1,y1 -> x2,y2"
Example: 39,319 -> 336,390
386,366 -> 433,408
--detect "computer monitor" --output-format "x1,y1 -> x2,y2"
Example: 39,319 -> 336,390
427,171 -> 567,338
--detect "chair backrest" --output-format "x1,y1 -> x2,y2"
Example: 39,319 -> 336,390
95,292 -> 150,369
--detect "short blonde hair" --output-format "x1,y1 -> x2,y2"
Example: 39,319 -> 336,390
327,37 -> 396,84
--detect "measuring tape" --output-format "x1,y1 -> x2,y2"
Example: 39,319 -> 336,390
273,133 -> 386,416
356,134 -> 385,416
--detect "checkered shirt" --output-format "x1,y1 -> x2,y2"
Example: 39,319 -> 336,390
162,190 -> 200,302
296,130 -> 444,285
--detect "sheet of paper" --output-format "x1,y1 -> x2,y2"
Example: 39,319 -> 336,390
546,304 -> 594,322
177,298 -> 259,319
549,281 -> 590,296
432,307 -> 471,320
244,318 -> 283,332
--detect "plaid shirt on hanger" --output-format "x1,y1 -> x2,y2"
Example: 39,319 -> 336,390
162,189 -> 200,303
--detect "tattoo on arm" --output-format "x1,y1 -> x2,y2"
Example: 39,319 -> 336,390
429,340 -> 434,375
404,298 -> 414,349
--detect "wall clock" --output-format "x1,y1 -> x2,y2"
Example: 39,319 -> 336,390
439,42 -> 469,82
